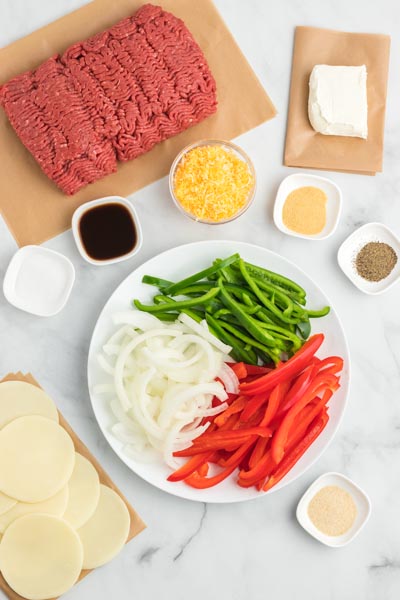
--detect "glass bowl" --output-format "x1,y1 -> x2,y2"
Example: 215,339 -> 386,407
169,139 -> 256,225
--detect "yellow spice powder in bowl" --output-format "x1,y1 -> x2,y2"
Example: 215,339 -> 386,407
169,140 -> 256,224
282,186 -> 327,235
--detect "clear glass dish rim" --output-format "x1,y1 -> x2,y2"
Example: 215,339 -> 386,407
169,138 -> 257,225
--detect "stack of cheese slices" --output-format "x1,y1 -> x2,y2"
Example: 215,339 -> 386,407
0,381 -> 130,600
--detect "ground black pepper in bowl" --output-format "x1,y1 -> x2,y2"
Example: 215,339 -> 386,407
355,241 -> 398,282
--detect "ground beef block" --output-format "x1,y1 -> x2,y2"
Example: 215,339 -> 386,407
0,4 -> 217,195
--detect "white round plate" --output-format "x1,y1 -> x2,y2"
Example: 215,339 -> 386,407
88,241 -> 350,503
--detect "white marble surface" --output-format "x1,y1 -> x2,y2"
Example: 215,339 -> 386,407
1,1 -> 400,599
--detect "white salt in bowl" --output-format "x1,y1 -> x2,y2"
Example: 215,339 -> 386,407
296,472 -> 371,547
3,246 -> 75,317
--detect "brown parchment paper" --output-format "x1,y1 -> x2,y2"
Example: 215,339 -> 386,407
0,0 -> 276,247
284,26 -> 390,175
0,372 -> 146,600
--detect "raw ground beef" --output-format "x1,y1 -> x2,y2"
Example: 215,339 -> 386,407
0,4 -> 217,195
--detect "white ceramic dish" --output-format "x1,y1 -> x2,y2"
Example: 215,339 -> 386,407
87,240 -> 350,503
296,472 -> 371,547
3,245 -> 75,317
337,222 -> 400,295
274,173 -> 342,240
71,196 -> 142,266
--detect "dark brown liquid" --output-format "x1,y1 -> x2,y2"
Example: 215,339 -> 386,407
79,203 -> 137,261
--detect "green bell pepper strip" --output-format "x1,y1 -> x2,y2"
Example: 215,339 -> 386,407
217,321 -> 282,363
142,275 -> 173,289
251,278 -> 295,315
257,321 -> 302,350
218,265 -> 243,285
218,265 -> 299,318
205,314 -> 258,364
238,260 -> 300,325
150,312 -> 179,322
217,279 -> 283,349
168,283 -> 215,296
233,261 -> 306,304
302,306 -> 331,318
143,295 -> 205,323
163,254 -> 240,296
133,287 -> 220,313
296,321 -> 311,340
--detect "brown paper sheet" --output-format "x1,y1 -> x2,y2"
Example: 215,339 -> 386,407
0,372 -> 146,600
0,0 -> 276,247
284,26 -> 390,175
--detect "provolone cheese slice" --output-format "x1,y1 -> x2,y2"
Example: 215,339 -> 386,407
0,415 -> 75,502
0,514 -> 83,600
0,492 -> 17,516
78,484 -> 130,569
63,453 -> 100,528
0,381 -> 58,428
0,486 -> 69,534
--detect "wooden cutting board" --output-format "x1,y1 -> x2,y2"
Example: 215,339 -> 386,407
0,372 -> 146,600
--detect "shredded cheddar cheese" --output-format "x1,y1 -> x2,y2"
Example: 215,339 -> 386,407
173,145 -> 254,222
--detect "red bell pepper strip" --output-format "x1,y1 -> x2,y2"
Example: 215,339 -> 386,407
167,451 -> 215,482
192,426 -> 272,443
214,396 -> 246,427
218,437 -> 257,468
260,380 -> 291,427
174,427 -> 272,456
248,437 -> 269,469
285,389 -> 332,450
240,334 -> 324,395
184,443 -> 251,489
275,364 -> 318,418
316,356 -> 344,376
227,362 -> 248,380
271,373 -> 338,463
241,385 -> 284,473
184,462 -> 239,488
238,381 -> 289,483
263,412 -> 329,492
240,393 -> 269,422
238,450 -> 276,487
244,364 -> 273,376
197,462 -> 209,477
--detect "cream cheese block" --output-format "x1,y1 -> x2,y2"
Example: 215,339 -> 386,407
308,65 -> 368,139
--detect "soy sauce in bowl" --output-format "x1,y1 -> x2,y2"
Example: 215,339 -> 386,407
72,197 -> 142,265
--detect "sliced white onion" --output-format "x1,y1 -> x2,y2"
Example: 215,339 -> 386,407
96,312 -> 232,466
178,313 -> 232,354
218,363 -> 240,394
105,324 -> 138,347
97,354 -> 115,376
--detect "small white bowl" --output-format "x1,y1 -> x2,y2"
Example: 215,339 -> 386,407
296,472 -> 371,547
72,196 -> 142,266
273,173 -> 342,240
338,222 -> 400,295
3,245 -> 75,317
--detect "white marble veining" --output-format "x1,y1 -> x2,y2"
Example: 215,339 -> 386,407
1,1 -> 400,599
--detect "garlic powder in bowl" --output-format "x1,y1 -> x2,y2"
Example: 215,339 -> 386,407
308,485 -> 357,536
296,472 -> 371,547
